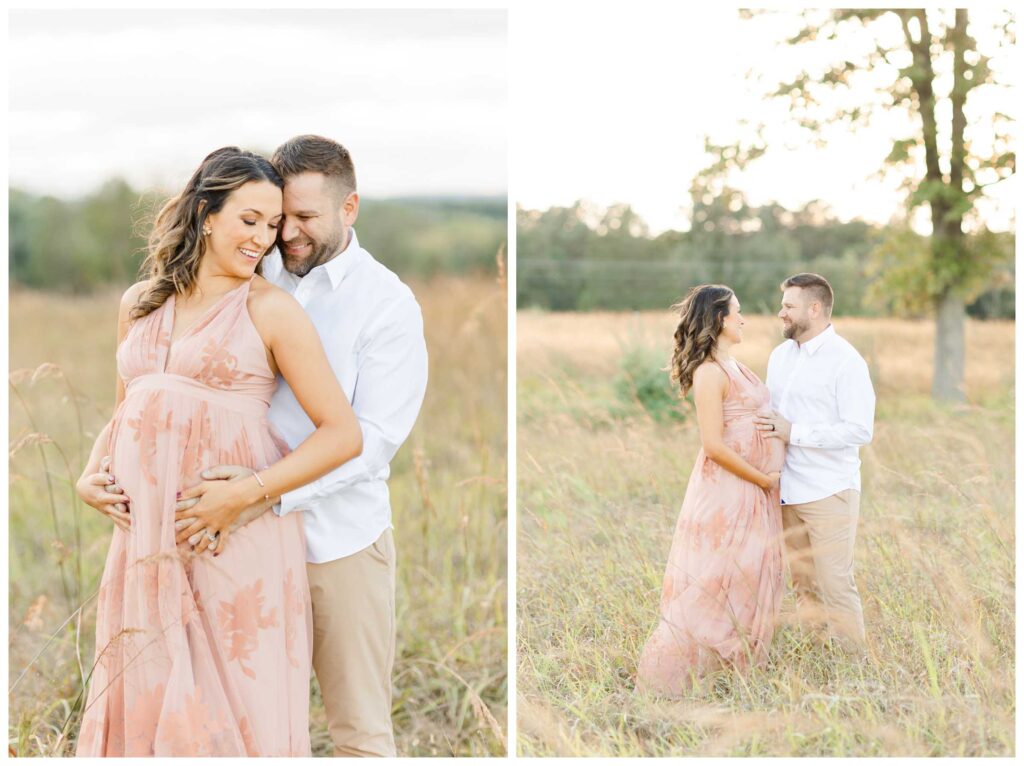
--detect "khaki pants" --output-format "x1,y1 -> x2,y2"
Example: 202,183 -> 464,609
307,529 -> 397,757
781,489 -> 865,645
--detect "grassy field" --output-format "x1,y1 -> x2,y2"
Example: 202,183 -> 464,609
8,275 -> 507,757
517,310 -> 1014,757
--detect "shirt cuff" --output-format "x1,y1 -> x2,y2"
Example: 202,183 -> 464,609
790,423 -> 835,449
789,422 -> 811,447
279,483 -> 314,516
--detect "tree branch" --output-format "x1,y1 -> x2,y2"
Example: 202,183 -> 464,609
899,10 -> 944,188
949,10 -> 969,194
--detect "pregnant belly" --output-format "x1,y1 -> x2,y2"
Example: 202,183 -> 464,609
725,416 -> 785,473
761,435 -> 786,473
755,405 -> 786,473
107,389 -> 276,499
728,432 -> 784,474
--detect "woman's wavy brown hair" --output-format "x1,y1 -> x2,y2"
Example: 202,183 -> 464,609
131,147 -> 283,319
669,284 -> 735,396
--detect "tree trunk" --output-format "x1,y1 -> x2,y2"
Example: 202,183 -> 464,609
900,10 -> 972,402
932,289 -> 966,402
929,10 -> 970,403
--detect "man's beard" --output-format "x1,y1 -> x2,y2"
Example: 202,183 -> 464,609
782,318 -> 808,340
280,226 -> 346,278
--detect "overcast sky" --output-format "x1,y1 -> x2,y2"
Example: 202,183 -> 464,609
9,9 -> 506,198
512,6 -> 1015,234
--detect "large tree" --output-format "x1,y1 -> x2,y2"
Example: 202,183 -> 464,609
743,9 -> 1015,401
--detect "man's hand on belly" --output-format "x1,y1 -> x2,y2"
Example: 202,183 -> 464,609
173,465 -> 280,554
754,409 -> 792,443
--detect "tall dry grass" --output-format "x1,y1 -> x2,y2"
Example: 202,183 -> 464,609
9,274 -> 507,757
517,310 -> 1014,756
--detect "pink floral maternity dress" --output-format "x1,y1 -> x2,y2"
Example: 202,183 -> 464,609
76,279 -> 312,756
637,359 -> 785,696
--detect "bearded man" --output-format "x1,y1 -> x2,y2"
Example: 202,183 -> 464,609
753,272 -> 875,649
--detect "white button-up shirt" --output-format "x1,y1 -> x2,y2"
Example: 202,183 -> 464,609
263,229 -> 428,563
766,324 -> 875,506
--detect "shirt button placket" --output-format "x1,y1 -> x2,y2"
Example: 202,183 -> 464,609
779,351 -> 804,412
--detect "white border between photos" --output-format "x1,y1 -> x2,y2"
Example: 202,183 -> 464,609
506,3 -> 518,758
2,3 -> 11,754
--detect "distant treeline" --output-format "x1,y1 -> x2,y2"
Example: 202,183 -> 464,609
518,201 -> 1014,319
9,180 -> 506,293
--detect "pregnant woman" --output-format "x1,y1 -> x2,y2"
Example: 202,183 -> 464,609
73,147 -> 362,755
637,284 -> 785,697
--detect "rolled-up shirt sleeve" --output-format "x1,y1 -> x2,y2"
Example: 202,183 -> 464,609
789,355 -> 875,449
277,296 -> 428,515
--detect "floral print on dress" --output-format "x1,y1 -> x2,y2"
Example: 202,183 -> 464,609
125,683 -> 166,755
282,568 -> 305,670
159,686 -> 229,756
179,400 -> 214,486
125,391 -> 172,485
199,336 -> 240,389
218,579 -> 279,680
704,509 -> 730,548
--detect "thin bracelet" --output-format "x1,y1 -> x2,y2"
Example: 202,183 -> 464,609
252,471 -> 270,503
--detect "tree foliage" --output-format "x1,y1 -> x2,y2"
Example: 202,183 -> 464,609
9,183 -> 505,293
740,9 -> 1016,400
517,198 -> 1011,319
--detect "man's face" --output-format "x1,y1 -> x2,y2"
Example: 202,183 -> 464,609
278,171 -> 359,277
779,286 -> 813,341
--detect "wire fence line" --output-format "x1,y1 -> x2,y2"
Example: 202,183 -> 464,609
519,258 -> 811,270
516,257 -> 1015,318
517,256 -> 852,312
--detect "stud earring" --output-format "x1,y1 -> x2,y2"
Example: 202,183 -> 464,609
203,226 -> 212,236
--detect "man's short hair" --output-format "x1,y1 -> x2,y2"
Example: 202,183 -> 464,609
271,135 -> 357,200
781,272 -> 834,316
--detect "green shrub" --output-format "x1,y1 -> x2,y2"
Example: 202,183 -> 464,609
613,344 -> 689,423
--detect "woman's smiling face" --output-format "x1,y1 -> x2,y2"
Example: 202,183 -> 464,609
203,180 -> 283,278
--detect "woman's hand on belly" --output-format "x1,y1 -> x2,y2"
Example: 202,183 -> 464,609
75,456 -> 132,531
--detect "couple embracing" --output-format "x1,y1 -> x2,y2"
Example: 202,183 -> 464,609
73,136 -> 427,756
637,274 -> 876,696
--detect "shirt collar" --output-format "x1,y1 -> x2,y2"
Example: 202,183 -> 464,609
798,323 -> 835,355
321,228 -> 365,290
262,228 -> 366,291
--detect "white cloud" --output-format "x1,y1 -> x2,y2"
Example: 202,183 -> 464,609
8,9 -> 507,198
